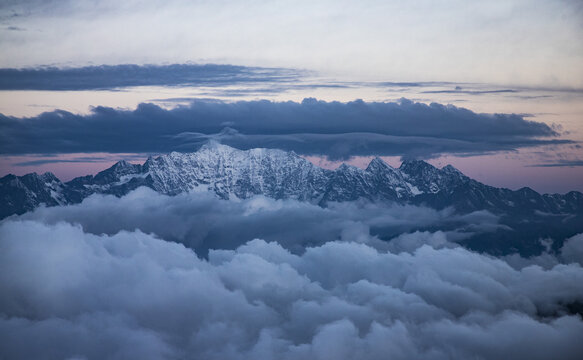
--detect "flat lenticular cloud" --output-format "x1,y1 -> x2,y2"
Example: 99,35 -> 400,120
0,64 -> 303,90
530,160 -> 583,167
12,158 -> 109,166
0,98 -> 569,159
1,218 -> 582,360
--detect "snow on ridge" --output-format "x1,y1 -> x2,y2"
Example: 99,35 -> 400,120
7,143 -> 576,220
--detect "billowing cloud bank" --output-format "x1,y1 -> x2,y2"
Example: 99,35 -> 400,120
16,187 -> 504,255
0,98 -> 567,159
1,189 -> 583,359
1,219 -> 583,359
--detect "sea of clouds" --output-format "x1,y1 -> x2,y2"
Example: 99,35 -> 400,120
13,187 -> 509,256
1,188 -> 583,359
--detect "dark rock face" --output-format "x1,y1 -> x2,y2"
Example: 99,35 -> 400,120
0,172 -> 67,219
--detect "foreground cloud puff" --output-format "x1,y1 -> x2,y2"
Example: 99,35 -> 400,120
1,219 -> 582,359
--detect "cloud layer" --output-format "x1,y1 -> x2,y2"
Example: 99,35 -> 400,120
3,188 -> 583,359
1,217 -> 582,359
16,187 -> 505,256
0,98 -> 567,159
0,64 -> 302,90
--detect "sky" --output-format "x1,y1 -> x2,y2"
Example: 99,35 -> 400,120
0,0 -> 582,193
2,2 -> 583,359
1,0 -> 582,87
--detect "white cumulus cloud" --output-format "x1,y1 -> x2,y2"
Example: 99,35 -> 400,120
1,218 -> 582,359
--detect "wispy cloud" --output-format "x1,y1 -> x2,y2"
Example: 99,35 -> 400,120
529,160 -> 583,167
12,158 -> 108,166
5,25 -> 24,31
422,89 -> 518,95
0,64 -> 304,91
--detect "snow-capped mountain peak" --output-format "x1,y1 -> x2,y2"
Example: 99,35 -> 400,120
2,143 -> 582,219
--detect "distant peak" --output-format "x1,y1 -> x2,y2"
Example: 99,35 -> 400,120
114,160 -> 131,167
198,141 -> 236,152
336,163 -> 360,172
110,160 -> 141,171
399,159 -> 433,170
366,157 -> 392,172
40,172 -> 59,181
23,171 -> 56,180
518,186 -> 539,196
442,164 -> 465,177
370,157 -> 386,166
143,155 -> 155,165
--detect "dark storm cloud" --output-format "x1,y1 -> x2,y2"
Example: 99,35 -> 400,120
0,98 -> 569,160
1,203 -> 583,359
0,64 -> 303,90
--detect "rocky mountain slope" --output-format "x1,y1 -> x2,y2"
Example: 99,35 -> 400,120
2,143 -> 582,220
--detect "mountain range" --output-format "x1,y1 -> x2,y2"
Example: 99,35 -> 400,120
2,142 -> 582,255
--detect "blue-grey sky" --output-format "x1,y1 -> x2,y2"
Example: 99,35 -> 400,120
1,0 -> 582,88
